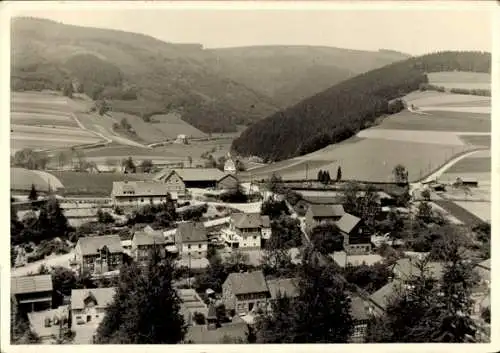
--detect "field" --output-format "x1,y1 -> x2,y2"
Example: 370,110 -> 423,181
433,200 -> 484,226
427,71 -> 491,91
11,92 -> 104,152
240,88 -> 490,183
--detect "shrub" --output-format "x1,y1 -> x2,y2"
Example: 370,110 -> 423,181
193,312 -> 206,325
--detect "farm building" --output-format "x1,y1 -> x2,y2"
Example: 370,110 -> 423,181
111,180 -> 178,208
153,168 -> 238,193
10,168 -> 65,196
305,204 -> 345,232
174,134 -> 189,144
11,275 -> 53,314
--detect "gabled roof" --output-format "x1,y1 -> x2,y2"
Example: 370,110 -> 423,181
11,275 -> 53,295
301,195 -> 344,205
132,231 -> 165,246
350,296 -> 370,321
230,213 -> 266,229
177,222 -> 208,243
308,204 -> 345,218
336,213 -> 361,234
77,235 -> 123,256
225,271 -> 269,296
393,258 -> 444,280
369,280 -> 402,311
71,287 -> 116,310
267,278 -> 299,300
111,181 -> 172,197
156,168 -> 226,182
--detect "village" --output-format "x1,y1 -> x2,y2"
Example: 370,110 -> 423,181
10,152 -> 491,344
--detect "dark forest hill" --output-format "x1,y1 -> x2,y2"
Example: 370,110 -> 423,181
231,51 -> 491,161
11,17 -> 279,133
11,17 -> 409,133
207,46 -> 410,107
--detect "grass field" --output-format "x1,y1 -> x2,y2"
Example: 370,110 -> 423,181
453,201 -> 490,222
11,112 -> 79,128
459,135 -> 491,147
374,110 -> 490,133
433,200 -> 484,226
445,157 -> 491,174
427,71 -> 491,91
404,91 -> 491,107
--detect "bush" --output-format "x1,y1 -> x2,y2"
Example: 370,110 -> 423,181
193,312 -> 206,325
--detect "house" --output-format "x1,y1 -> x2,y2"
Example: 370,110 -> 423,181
27,305 -> 69,344
131,230 -> 166,263
349,296 -> 371,343
223,154 -> 236,174
111,181 -> 177,208
74,235 -> 123,275
305,204 -> 345,232
266,277 -> 300,307
337,213 -> 371,255
70,287 -> 116,329
222,271 -> 270,315
175,222 -> 209,259
295,195 -> 344,216
216,174 -> 239,191
11,275 -> 53,313
175,134 -> 188,144
154,168 -> 226,191
221,213 -> 271,249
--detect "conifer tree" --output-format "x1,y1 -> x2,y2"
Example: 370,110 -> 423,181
28,184 -> 38,201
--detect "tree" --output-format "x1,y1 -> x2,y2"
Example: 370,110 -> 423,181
310,223 -> 344,255
417,201 -> 433,224
97,209 -> 115,224
56,151 -> 71,169
267,216 -> 302,250
140,159 -> 154,173
421,189 -> 431,201
267,173 -> 285,194
341,181 -> 361,215
187,156 -> 193,168
62,81 -> 74,98
122,156 -> 136,173
336,166 -> 342,182
256,293 -> 297,343
355,185 -> 381,230
393,164 -> 409,184
261,199 -> 289,220
317,170 -> 324,183
28,184 -> 38,201
77,82 -> 85,94
95,252 -> 186,344
343,262 -> 391,293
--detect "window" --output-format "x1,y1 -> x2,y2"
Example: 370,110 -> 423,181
198,244 -> 202,249
188,244 -> 191,249
141,198 -> 144,202
198,252 -> 202,256
253,236 -> 257,240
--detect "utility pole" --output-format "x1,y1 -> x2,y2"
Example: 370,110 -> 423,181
305,163 -> 309,181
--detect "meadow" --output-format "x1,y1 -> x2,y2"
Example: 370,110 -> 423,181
427,71 -> 491,91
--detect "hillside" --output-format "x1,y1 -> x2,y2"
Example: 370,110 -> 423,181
11,17 -> 410,133
208,46 -> 410,107
231,51 -> 491,161
11,17 -> 279,133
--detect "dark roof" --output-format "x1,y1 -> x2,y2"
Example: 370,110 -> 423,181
301,195 -> 344,205
336,213 -> 361,234
231,213 -> 266,229
77,235 -> 123,256
11,275 -> 53,295
267,278 -> 299,299
157,168 -> 226,182
71,287 -> 116,310
393,258 -> 444,280
132,231 -> 165,246
111,181 -> 172,197
350,296 -> 370,321
369,280 -> 402,310
177,222 -> 208,243
309,204 -> 345,218
225,271 -> 269,295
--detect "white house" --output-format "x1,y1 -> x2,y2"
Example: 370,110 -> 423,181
111,181 -> 177,208
224,153 -> 236,174
70,287 -> 116,329
175,222 -> 209,259
221,213 -> 271,249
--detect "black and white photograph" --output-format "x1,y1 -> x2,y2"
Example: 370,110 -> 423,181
1,0 -> 495,347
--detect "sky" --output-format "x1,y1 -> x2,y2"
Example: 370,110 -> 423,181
8,2 -> 494,55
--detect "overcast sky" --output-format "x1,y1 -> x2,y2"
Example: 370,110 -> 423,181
10,2 -> 493,55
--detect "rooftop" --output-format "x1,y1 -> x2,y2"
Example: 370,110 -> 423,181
309,204 -> 345,218
11,274 -> 53,295
155,168 -> 227,182
331,252 -> 384,268
77,235 -> 123,256
71,287 -> 116,310
132,231 -> 165,246
177,222 -> 208,243
185,320 -> 248,344
111,180 -> 176,197
369,280 -> 403,311
336,213 -> 361,234
231,212 -> 268,229
225,271 -> 269,296
27,305 -> 69,339
393,258 -> 444,280
350,296 -> 370,321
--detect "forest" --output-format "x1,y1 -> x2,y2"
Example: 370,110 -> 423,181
231,51 -> 491,161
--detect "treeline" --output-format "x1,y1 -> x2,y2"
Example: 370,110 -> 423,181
419,83 -> 490,97
232,51 -> 491,161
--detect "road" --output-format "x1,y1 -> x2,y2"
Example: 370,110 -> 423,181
11,252 -> 75,277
